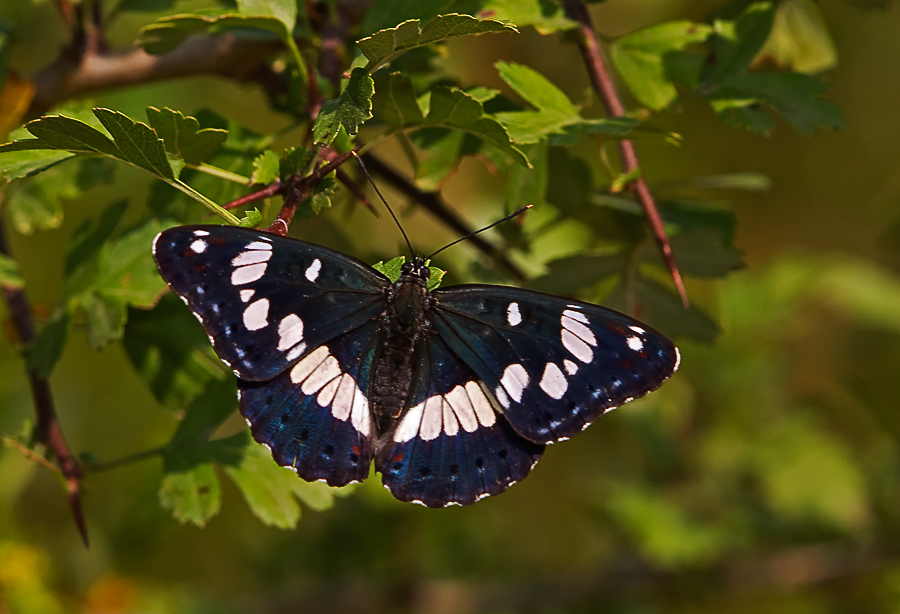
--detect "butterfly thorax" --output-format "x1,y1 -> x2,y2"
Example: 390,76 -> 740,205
371,260 -> 434,435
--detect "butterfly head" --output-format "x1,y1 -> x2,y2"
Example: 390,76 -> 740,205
400,256 -> 432,286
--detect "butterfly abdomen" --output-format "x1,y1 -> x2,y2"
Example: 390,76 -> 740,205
371,272 -> 432,435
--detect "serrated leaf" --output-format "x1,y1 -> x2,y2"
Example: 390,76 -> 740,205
24,115 -> 118,156
94,218 -> 173,305
146,107 -> 228,165
94,108 -> 175,179
528,253 -> 626,295
27,308 -> 72,378
278,146 -> 310,180
313,68 -> 374,145
758,0 -> 837,74
303,172 -> 336,216
239,209 -> 263,227
372,256 -> 404,282
123,294 -> 227,409
372,72 -> 425,129
357,14 -> 517,73
0,253 -> 24,288
701,2 -> 776,88
646,229 -> 745,278
137,13 -> 288,55
709,97 -> 775,134
611,21 -> 712,110
476,0 -> 576,35
159,452 -> 221,527
426,267 -> 445,291
251,150 -> 280,185
78,292 -> 126,350
0,149 -> 73,182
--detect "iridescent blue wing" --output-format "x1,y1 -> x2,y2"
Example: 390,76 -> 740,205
430,285 -> 679,444
239,319 -> 384,486
153,225 -> 389,381
375,328 -> 545,507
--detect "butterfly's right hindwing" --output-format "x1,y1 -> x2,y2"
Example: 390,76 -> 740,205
153,225 -> 390,381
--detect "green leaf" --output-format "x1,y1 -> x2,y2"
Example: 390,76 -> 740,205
494,62 -> 640,144
239,209 -> 264,228
701,2 -> 776,88
709,97 -> 775,134
24,115 -> 119,156
78,292 -> 127,350
611,21 -> 712,110
236,0 -> 296,37
251,150 -> 280,185
65,200 -> 128,281
313,68 -> 375,145
0,253 -> 24,288
0,149 -> 73,182
145,107 -> 228,166
27,308 -> 72,379
123,294 -> 228,410
667,172 -> 772,193
303,172 -> 336,216
614,276 -> 719,343
137,13 -> 288,55
646,229 -> 745,279
426,266 -> 445,291
474,0 -> 577,35
759,0 -> 838,74
94,108 -> 175,180
372,256 -> 404,282
505,142 -> 548,213
372,72 -> 425,130
159,453 -> 221,527
278,146 -> 310,180
357,14 -> 517,73
611,167 -> 641,193
168,378 -> 238,448
528,253 -> 627,295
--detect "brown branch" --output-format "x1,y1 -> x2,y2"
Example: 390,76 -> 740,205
0,195 -> 88,547
223,180 -> 284,211
562,0 -> 689,309
27,34 -> 283,118
360,154 -> 527,283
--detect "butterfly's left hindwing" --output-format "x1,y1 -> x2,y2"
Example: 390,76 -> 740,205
239,319 -> 383,486
431,285 -> 680,444
376,330 -> 545,507
153,225 -> 389,381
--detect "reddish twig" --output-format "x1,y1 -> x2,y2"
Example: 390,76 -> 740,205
265,148 -> 359,235
223,180 -> 284,211
562,0 -> 689,308
0,195 -> 88,547
360,154 -> 527,282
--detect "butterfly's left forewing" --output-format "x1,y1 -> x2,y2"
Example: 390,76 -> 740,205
153,225 -> 389,381
430,285 -> 679,445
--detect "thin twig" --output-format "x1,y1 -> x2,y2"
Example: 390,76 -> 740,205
562,0 -> 689,308
223,180 -> 284,211
0,195 -> 88,547
360,154 -> 528,283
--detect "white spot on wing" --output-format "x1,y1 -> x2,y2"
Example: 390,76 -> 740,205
467,381 -> 496,427
243,298 -> 269,331
240,289 -> 255,303
232,250 -> 272,266
627,336 -> 644,351
499,363 -> 529,403
562,329 -> 593,363
245,241 -> 272,251
629,325 -> 645,334
562,314 -> 596,346
419,396 -> 443,441
563,309 -> 588,324
316,377 -> 340,407
539,363 -> 568,399
277,314 -> 304,351
445,385 -> 478,432
563,359 -> 578,375
286,343 -> 307,361
350,387 -> 370,435
674,347 -> 681,372
290,346 -> 329,384
330,374 -> 355,420
442,400 -> 459,436
507,302 -> 521,326
190,239 -> 207,253
305,258 -> 321,282
301,355 -> 341,395
231,263 -> 266,285
395,402 -> 424,442
193,230 -> 209,237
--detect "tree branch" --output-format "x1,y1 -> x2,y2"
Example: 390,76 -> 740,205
562,0 -> 689,308
360,154 -> 527,283
0,195 -> 88,547
27,34 -> 283,118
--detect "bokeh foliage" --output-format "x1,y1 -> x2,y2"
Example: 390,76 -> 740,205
1,0 -> 899,612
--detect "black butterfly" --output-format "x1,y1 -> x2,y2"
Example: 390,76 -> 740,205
153,225 -> 679,507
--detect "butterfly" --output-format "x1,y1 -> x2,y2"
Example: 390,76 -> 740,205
153,225 -> 679,507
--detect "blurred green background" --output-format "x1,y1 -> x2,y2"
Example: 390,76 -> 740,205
3,0 -> 900,612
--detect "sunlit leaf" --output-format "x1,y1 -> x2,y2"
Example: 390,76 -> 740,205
313,68 -> 375,145
146,107 -> 228,166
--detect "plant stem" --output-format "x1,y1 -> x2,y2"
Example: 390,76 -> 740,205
187,163 -> 251,185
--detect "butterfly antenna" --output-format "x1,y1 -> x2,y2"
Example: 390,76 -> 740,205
352,152 -> 414,257
427,205 -> 532,260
